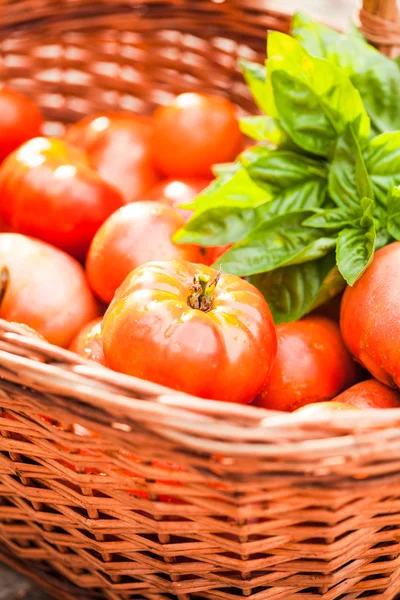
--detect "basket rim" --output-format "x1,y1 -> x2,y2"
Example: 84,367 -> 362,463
1,318 -> 400,455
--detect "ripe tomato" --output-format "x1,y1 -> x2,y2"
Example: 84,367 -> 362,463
341,243 -> 400,388
151,93 -> 243,178
0,137 -> 123,259
0,88 -> 43,163
102,260 -> 277,403
333,379 -> 400,409
146,178 -> 210,221
69,317 -> 105,365
295,402 -> 359,415
86,202 -> 209,303
0,233 -> 98,346
66,113 -> 159,204
257,316 -> 361,412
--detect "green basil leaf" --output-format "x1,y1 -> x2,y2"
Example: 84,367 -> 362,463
239,116 -> 286,144
183,167 -> 271,214
214,211 -> 336,276
387,186 -> 400,241
248,252 -> 345,324
363,132 -> 400,207
239,59 -> 275,116
173,205 -> 259,246
267,32 -> 370,157
212,162 -> 240,177
329,121 -> 373,211
336,197 -> 376,285
303,208 -> 355,229
292,12 -> 400,134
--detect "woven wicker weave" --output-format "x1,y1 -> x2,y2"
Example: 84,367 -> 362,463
1,1 -> 400,599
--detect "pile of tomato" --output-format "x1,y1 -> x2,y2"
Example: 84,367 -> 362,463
0,84 -> 399,420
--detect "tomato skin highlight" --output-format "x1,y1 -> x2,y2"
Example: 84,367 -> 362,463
332,379 -> 400,409
0,137 -> 123,259
0,233 -> 98,347
147,178 -> 210,221
295,401 -> 360,415
66,113 -> 160,204
86,201 -> 209,303
257,316 -> 361,412
102,260 -> 277,404
69,317 -> 105,365
340,243 -> 400,389
151,93 -> 243,178
0,88 -> 43,163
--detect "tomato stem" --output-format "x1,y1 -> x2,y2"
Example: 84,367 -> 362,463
187,269 -> 221,312
0,266 -> 9,308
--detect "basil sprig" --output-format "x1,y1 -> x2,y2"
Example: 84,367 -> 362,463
174,17 -> 400,323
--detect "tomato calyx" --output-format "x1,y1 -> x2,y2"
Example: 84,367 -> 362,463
0,265 -> 9,307
187,270 -> 221,312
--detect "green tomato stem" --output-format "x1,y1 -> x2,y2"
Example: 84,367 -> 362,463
187,270 -> 221,312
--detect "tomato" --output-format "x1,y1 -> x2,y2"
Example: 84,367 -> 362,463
256,316 -> 361,412
66,113 -> 159,204
69,317 -> 105,365
0,88 -> 43,163
340,243 -> 400,388
333,379 -> 400,409
295,402 -> 359,415
146,178 -> 210,221
86,202 -> 209,303
211,244 -> 233,264
102,260 -> 277,403
151,93 -> 243,178
0,138 -> 123,259
0,233 -> 98,346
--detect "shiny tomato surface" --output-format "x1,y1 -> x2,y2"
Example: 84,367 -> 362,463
102,260 -> 277,403
333,379 -> 400,409
0,138 -> 123,259
0,87 -> 43,163
69,317 -> 105,365
146,178 -> 210,221
341,243 -> 400,388
0,233 -> 98,346
86,202 -> 209,303
66,113 -> 159,204
151,93 -> 243,178
257,316 -> 361,412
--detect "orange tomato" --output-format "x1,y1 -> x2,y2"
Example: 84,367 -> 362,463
66,113 -> 160,204
333,379 -> 400,409
257,316 -> 361,412
0,87 -> 43,162
0,138 -> 123,259
0,233 -> 98,346
102,260 -> 277,403
69,317 -> 105,365
86,202 -> 209,303
151,93 -> 243,178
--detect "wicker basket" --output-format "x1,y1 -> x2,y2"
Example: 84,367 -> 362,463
1,1 -> 400,599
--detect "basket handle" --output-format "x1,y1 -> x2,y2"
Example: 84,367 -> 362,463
359,0 -> 400,57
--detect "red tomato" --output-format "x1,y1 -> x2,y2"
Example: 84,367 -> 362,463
211,244 -> 233,264
295,402 -> 359,415
151,93 -> 243,178
341,243 -> 400,388
333,379 -> 400,409
146,178 -> 210,221
0,138 -> 123,259
0,233 -> 98,346
0,88 -> 43,163
66,113 -> 160,204
257,316 -> 361,412
102,260 -> 277,403
69,317 -> 105,365
86,202 -> 209,303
